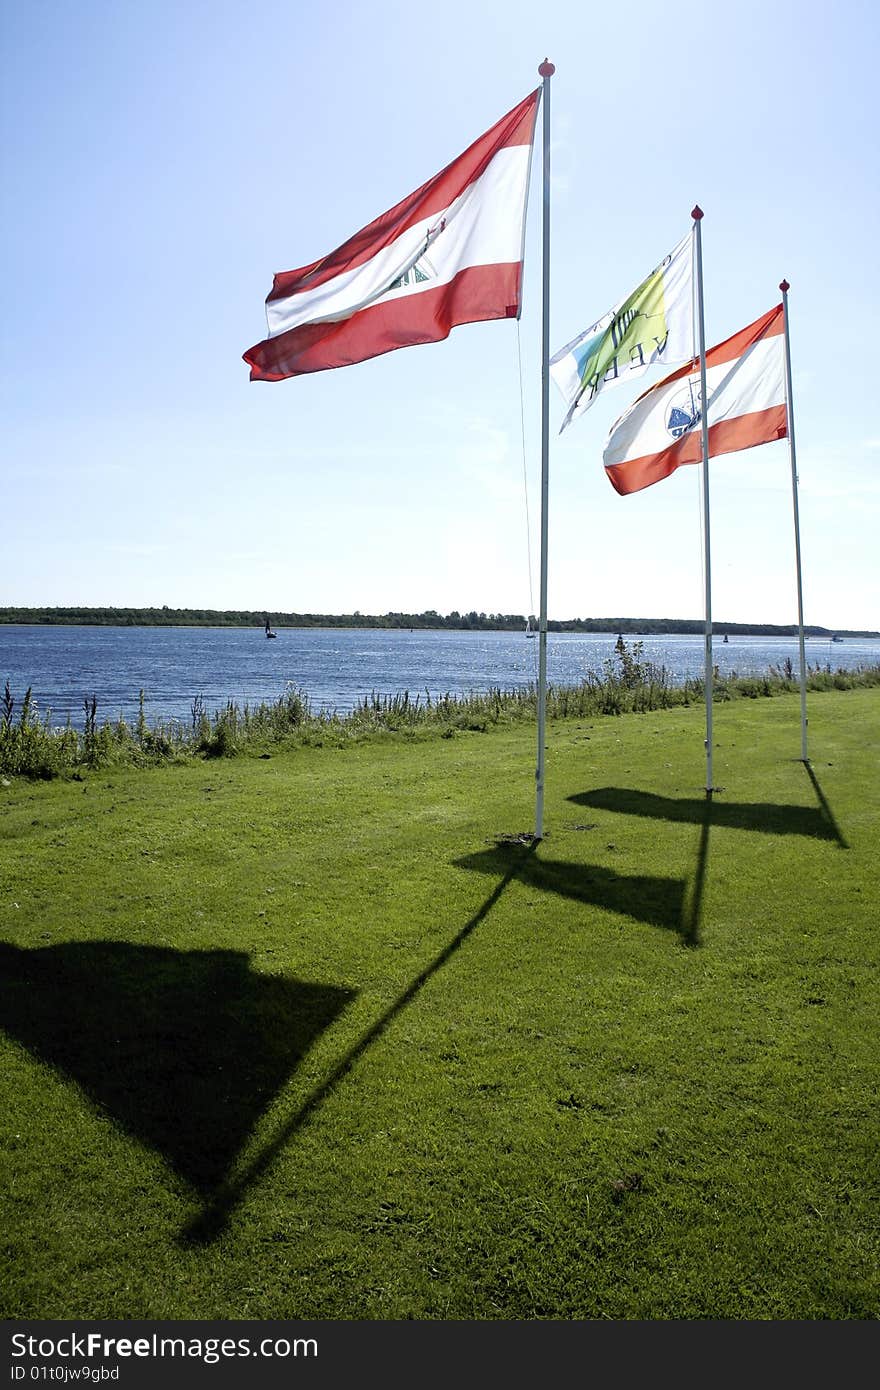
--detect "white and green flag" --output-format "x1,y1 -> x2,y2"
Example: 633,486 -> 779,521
550,231 -> 694,431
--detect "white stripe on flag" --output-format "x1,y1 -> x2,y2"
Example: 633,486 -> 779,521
265,147 -> 534,337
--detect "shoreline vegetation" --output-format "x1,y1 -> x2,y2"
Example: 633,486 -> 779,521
1,606 -> 877,637
3,638 -> 879,781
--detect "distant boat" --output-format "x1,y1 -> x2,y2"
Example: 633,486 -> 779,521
723,633 -> 729,644
831,634 -> 843,643
264,616 -> 277,639
525,618 -> 537,639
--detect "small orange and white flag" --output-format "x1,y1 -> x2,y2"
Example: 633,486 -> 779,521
603,303 -> 787,495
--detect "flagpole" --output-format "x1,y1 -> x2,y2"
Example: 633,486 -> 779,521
534,58 -> 554,841
780,278 -> 809,761
692,206 -> 713,794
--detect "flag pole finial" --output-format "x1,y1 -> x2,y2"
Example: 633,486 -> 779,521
691,205 -> 704,220
538,58 -> 555,77
780,278 -> 790,293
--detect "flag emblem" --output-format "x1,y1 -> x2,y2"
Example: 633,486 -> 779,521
386,219 -> 446,293
666,381 -> 702,438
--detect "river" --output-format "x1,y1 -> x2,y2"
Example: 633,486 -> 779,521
1,625 -> 878,729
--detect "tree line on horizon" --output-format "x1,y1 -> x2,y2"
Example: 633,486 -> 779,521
0,606 -> 874,638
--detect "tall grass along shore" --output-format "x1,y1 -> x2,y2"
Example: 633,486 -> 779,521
3,639 -> 880,779
1,648 -> 878,1319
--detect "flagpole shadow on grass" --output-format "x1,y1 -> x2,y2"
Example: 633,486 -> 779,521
181,840 -> 535,1245
682,793 -> 712,949
802,762 -> 849,849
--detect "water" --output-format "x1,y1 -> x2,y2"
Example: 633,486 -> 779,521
1,625 -> 878,730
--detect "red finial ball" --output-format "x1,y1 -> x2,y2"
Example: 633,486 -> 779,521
779,279 -> 790,293
538,58 -> 555,77
691,205 -> 704,220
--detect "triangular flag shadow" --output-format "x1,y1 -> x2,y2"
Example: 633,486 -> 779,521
454,844 -> 687,938
568,787 -> 838,840
0,941 -> 355,1195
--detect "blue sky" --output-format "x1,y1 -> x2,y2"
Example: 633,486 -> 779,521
3,0 -> 878,629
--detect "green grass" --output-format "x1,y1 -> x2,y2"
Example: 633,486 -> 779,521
1,687 -> 878,1319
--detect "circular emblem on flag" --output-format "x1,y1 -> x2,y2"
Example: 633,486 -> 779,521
665,380 -> 702,439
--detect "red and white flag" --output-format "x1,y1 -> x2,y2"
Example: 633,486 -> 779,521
602,304 -> 788,495
243,90 -> 540,382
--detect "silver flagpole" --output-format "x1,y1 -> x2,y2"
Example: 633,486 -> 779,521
692,206 -> 713,794
534,58 -> 554,840
780,278 -> 809,761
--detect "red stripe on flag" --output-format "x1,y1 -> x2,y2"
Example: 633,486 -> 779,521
265,90 -> 540,305
244,262 -> 523,380
605,404 -> 788,496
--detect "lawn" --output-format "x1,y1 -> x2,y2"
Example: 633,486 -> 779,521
1,687 -> 877,1319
